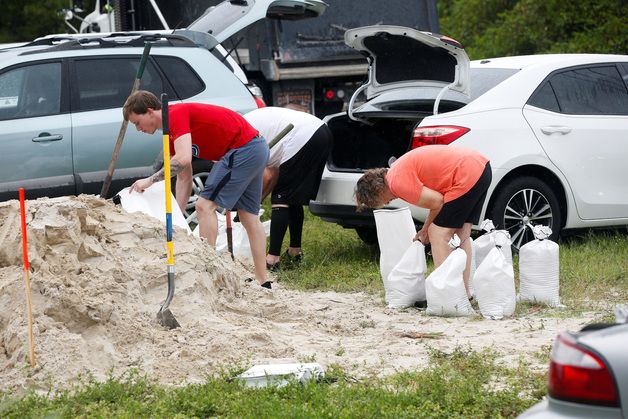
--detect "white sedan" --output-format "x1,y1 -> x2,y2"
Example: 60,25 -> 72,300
309,25 -> 628,249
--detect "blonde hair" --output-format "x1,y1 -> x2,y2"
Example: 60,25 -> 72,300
355,168 -> 389,212
123,90 -> 161,121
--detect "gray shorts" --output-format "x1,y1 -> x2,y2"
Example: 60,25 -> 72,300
200,136 -> 269,214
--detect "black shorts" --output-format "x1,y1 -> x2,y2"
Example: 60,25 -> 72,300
271,124 -> 333,206
433,162 -> 492,229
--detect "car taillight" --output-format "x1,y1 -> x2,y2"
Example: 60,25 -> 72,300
548,333 -> 619,407
411,125 -> 469,149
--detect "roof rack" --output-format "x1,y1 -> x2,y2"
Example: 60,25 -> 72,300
18,32 -> 201,56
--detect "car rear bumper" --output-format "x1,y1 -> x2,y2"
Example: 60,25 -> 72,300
517,397 -> 622,419
308,200 -> 375,228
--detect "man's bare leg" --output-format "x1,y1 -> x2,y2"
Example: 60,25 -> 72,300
196,197 -> 219,246
238,209 -> 268,285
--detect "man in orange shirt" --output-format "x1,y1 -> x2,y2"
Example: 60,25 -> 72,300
355,145 -> 492,296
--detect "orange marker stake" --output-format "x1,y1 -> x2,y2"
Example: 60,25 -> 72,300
19,188 -> 36,368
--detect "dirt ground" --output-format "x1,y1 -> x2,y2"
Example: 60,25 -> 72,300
0,195 -> 599,393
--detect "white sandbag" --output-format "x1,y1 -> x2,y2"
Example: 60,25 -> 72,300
426,235 -> 475,317
474,233 -> 516,319
193,210 -> 270,261
468,236 -> 477,297
518,225 -> 560,306
117,181 -> 191,234
373,207 -> 416,283
474,219 -> 512,268
386,241 -> 427,308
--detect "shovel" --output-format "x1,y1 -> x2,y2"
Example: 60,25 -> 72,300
100,41 -> 152,199
156,93 -> 180,329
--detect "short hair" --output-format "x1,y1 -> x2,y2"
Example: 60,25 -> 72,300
355,168 -> 389,212
123,90 -> 161,121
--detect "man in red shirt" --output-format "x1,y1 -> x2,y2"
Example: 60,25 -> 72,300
355,145 -> 492,296
123,91 -> 271,288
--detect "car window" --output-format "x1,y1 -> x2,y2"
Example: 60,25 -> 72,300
527,81 -> 560,112
0,62 -> 61,120
153,56 -> 204,99
73,57 -> 164,112
547,65 -> 628,115
469,68 -> 519,100
618,63 -> 628,88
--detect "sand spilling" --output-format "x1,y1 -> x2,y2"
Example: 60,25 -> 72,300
0,195 -> 597,392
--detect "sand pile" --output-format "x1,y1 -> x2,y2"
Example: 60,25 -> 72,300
0,195 -> 597,392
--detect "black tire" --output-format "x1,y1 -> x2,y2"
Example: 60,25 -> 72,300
355,226 -> 378,246
489,176 -> 561,250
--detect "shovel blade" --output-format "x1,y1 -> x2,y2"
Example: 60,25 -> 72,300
156,308 -> 180,329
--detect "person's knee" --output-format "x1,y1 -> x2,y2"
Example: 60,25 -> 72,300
196,198 -> 216,215
237,209 -> 260,227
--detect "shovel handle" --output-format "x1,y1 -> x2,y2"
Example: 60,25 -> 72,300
100,42 -> 152,199
268,123 -> 294,149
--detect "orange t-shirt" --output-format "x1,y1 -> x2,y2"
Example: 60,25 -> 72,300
386,145 -> 488,204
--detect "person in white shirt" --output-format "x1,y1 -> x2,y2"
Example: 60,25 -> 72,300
244,106 -> 332,271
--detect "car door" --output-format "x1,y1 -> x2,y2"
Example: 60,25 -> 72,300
523,63 -> 628,220
70,55 -> 166,197
0,61 -> 74,200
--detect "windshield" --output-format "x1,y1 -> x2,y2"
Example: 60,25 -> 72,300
359,67 -> 520,113
188,0 -> 254,36
469,67 -> 519,100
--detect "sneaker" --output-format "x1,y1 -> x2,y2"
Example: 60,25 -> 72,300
266,261 -> 280,272
285,249 -> 302,264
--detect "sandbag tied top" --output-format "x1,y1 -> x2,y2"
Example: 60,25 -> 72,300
532,224 -> 552,241
473,219 -> 512,269
426,234 -> 475,317
518,225 -> 560,307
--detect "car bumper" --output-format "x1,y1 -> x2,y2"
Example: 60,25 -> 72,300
308,200 -> 375,228
517,397 -> 622,419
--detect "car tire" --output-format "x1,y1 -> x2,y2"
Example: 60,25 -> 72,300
355,226 -> 378,246
489,176 -> 561,250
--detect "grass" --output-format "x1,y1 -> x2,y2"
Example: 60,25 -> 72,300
0,348 -> 546,418
1,207 -> 625,417
270,206 -> 627,316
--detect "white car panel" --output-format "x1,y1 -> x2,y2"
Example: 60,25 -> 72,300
524,105 -> 628,220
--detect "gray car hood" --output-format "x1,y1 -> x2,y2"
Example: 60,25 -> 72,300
187,0 -> 328,43
345,25 -> 470,99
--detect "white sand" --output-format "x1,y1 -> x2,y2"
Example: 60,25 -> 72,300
0,195 -> 597,392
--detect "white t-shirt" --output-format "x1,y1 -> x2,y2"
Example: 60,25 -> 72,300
243,107 -> 325,167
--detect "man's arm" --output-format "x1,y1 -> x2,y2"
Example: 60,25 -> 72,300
129,134 -> 193,206
261,167 -> 279,202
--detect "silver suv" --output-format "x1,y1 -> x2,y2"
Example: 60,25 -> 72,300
0,31 -> 258,200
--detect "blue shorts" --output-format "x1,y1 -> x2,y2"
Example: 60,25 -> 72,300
200,136 -> 269,214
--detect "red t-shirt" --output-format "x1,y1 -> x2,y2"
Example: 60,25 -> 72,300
386,145 -> 489,204
168,103 -> 259,161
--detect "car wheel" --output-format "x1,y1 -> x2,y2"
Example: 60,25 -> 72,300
489,176 -> 561,250
355,226 -> 378,246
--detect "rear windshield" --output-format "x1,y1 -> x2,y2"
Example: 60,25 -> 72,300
469,67 -> 519,100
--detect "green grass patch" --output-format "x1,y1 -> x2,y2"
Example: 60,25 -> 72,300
269,207 -> 627,317
0,348 -> 546,418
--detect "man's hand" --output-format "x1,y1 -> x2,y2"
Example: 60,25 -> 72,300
129,177 -> 153,193
414,227 -> 429,244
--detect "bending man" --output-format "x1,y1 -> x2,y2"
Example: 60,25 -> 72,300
244,106 -> 332,271
124,91 -> 271,288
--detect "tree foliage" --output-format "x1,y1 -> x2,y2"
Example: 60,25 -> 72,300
439,0 -> 627,59
0,0 -> 71,42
